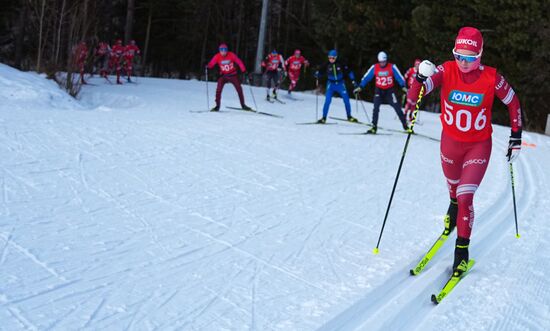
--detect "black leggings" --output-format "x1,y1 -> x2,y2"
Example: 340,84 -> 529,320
265,70 -> 280,90
372,87 -> 407,127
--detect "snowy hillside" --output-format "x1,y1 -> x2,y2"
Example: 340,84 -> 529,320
1,63 -> 549,331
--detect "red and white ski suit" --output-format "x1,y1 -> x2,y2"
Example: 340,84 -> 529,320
110,43 -> 126,83
74,42 -> 88,83
285,55 -> 309,91
124,44 -> 141,77
207,51 -> 247,108
407,60 -> 522,238
403,66 -> 418,120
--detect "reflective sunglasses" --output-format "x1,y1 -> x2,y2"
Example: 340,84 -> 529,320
219,48 -> 228,52
328,56 -> 336,60
452,49 -> 481,63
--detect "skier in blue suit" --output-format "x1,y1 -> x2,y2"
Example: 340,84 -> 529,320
314,50 -> 358,124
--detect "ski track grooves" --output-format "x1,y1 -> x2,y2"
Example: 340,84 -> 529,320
316,139 -> 540,331
0,232 -> 66,281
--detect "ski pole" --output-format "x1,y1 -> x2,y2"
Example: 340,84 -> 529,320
358,96 -> 371,123
247,75 -> 259,111
205,67 -> 210,110
316,78 -> 320,119
373,85 -> 425,254
509,163 -> 520,238
408,86 -> 424,131
355,93 -> 359,116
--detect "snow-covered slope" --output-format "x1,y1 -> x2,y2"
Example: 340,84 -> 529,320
1,63 -> 549,330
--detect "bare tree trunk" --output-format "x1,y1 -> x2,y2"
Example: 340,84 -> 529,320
125,0 -> 135,44
143,1 -> 153,72
235,0 -> 244,54
14,5 -> 27,69
104,0 -> 114,38
284,0 -> 291,53
275,0 -> 282,47
55,0 -> 67,64
36,0 -> 46,72
255,0 -> 269,74
200,2 -> 212,69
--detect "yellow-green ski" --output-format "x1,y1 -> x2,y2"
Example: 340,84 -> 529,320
431,259 -> 475,304
410,233 -> 450,275
410,213 -> 456,276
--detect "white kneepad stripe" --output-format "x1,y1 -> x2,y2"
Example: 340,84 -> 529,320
457,184 -> 479,197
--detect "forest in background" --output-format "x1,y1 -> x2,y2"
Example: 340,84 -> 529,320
0,0 -> 548,131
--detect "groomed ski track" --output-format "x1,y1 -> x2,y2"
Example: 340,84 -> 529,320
318,149 -> 545,331
1,64 -> 549,330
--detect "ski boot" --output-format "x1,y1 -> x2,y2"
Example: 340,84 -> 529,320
317,117 -> 327,124
210,106 -> 220,112
273,90 -> 278,100
453,237 -> 470,277
366,126 -> 377,134
443,198 -> 458,235
404,123 -> 414,134
266,94 -> 271,101
241,105 -> 253,111
347,116 -> 359,123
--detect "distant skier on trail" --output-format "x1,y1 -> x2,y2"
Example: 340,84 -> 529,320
74,41 -> 88,84
403,59 -> 421,124
94,41 -> 111,79
354,51 -> 410,133
314,49 -> 358,124
110,39 -> 126,84
261,49 -> 286,101
407,27 -> 523,277
285,49 -> 309,95
124,40 -> 141,82
206,43 -> 252,111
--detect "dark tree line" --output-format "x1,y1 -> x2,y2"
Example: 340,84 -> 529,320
0,0 -> 548,131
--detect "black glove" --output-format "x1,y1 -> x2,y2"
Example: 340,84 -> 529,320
506,130 -> 522,163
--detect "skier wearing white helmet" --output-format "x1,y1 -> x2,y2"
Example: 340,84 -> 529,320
354,51 -> 409,134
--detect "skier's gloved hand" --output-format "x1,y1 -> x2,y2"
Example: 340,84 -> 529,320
314,71 -> 320,78
353,86 -> 362,94
417,60 -> 436,82
402,87 -> 408,93
506,131 -> 522,163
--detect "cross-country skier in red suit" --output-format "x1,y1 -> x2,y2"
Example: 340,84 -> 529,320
74,41 -> 88,84
261,50 -> 286,101
110,39 -> 126,84
95,42 -> 111,78
407,27 -> 523,276
124,40 -> 141,82
206,43 -> 251,111
284,49 -> 309,95
403,59 -> 421,123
